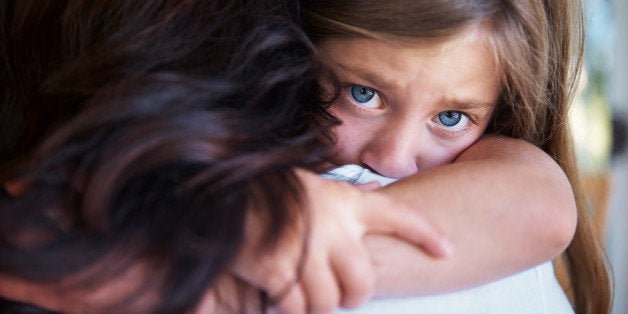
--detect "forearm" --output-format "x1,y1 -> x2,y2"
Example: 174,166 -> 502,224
368,135 -> 577,295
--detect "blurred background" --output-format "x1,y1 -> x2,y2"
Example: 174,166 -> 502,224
577,0 -> 627,312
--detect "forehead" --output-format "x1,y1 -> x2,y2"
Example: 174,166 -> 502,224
318,24 -> 499,75
317,25 -> 501,106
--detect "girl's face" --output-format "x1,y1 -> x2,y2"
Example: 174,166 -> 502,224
318,26 -> 501,178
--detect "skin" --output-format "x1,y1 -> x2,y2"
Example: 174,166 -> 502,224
325,26 -> 576,293
369,135 -> 577,295
232,170 -> 452,313
255,137 -> 577,313
240,25 -> 577,313
320,27 -> 500,177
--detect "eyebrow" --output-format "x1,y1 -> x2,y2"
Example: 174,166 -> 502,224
334,62 -> 398,92
334,61 -> 496,112
446,99 -> 495,112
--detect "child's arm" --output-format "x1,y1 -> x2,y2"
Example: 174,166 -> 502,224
233,135 -> 576,310
367,135 -> 577,295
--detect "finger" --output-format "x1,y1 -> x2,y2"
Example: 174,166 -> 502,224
232,253 -> 301,308
272,282 -> 306,314
354,181 -> 381,191
330,239 -> 375,309
361,196 -> 454,258
196,289 -> 216,313
301,256 -> 341,314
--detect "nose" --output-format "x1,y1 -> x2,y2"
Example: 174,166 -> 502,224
360,120 -> 420,179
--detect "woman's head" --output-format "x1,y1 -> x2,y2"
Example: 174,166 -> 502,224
1,0 -> 333,312
0,0 -> 331,176
302,0 -> 584,152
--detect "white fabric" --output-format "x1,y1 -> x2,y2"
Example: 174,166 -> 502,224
323,164 -> 574,314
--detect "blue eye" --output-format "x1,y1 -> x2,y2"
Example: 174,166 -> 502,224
437,111 -> 469,130
349,85 -> 381,108
351,85 -> 375,102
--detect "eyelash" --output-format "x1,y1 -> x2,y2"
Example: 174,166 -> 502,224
339,82 -> 478,136
434,111 -> 477,135
343,84 -> 383,111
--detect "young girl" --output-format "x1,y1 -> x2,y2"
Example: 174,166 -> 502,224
231,0 -> 608,313
235,20 -> 585,312
285,0 -> 611,313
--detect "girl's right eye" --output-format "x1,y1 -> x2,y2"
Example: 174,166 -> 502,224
349,84 -> 381,108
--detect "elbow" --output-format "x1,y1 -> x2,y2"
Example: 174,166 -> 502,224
521,152 -> 578,259
549,199 -> 577,256
527,142 -> 578,257
540,175 -> 578,258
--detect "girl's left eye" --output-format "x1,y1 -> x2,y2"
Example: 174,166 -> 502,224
349,85 -> 381,108
436,111 -> 470,131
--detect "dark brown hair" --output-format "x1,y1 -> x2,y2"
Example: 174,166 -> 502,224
0,0 -> 334,312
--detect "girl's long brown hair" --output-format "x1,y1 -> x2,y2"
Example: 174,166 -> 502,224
1,0 -> 335,312
301,0 -> 612,313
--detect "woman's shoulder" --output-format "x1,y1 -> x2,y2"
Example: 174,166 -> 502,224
337,262 -> 573,314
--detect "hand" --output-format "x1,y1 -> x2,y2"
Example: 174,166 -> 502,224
232,169 -> 452,313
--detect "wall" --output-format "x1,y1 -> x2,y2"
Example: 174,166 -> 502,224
607,0 -> 628,312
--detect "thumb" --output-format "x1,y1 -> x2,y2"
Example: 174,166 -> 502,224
354,181 -> 381,191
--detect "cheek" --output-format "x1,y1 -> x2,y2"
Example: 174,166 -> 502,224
330,123 -> 363,162
421,149 -> 459,171
329,112 -> 375,163
424,132 -> 485,169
